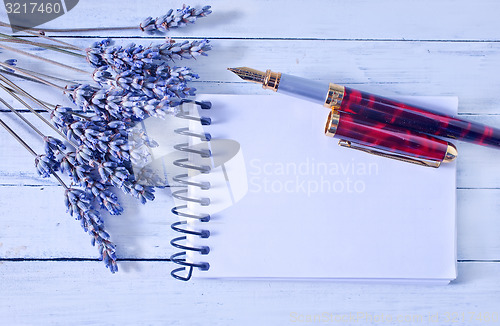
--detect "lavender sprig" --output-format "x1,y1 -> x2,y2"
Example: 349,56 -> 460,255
50,115 -> 157,204
42,135 -> 127,217
93,64 -> 199,98
64,188 -> 118,273
86,39 -> 211,73
0,5 -> 210,34
97,160 -> 155,204
139,5 -> 212,34
65,83 -> 183,121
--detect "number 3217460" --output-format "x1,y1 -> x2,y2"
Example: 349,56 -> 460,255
5,2 -> 62,14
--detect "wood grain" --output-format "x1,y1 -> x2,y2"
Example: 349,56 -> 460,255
2,0 -> 500,40
0,185 -> 499,260
0,261 -> 498,326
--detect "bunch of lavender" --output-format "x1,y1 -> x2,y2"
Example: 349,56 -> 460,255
0,4 -> 213,273
0,104 -> 120,272
85,38 -> 210,120
49,105 -> 158,204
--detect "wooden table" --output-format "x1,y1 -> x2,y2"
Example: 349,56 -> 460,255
1,1 -> 499,324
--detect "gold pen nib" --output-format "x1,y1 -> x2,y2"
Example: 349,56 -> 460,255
227,67 -> 267,84
227,67 -> 282,91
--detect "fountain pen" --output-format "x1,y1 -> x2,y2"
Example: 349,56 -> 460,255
228,67 -> 500,167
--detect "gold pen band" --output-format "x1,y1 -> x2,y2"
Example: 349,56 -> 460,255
324,109 -> 340,137
324,83 -> 345,110
262,69 -> 281,92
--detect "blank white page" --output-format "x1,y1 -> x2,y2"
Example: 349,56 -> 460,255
186,94 -> 457,282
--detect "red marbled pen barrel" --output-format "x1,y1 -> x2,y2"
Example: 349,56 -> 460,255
338,87 -> 500,148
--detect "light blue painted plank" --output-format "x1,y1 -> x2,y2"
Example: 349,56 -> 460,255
1,0 -> 500,40
0,186 -> 498,260
0,261 -> 498,326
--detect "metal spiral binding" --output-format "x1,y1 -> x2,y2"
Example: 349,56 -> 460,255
170,100 -> 212,281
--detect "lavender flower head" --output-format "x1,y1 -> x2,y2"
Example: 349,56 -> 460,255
86,39 -> 211,73
139,5 -> 212,34
64,188 -> 118,273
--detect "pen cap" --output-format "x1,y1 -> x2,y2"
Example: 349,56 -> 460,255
325,110 -> 456,167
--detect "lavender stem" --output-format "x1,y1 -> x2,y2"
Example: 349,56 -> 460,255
0,96 -> 45,139
0,68 -> 88,120
21,29 -> 85,52
0,61 -> 67,91
0,116 -> 37,156
0,33 -> 84,55
0,117 -> 68,190
4,64 -> 77,85
0,21 -> 137,33
0,74 -> 78,147
0,43 -> 88,74
0,36 -> 78,50
0,68 -> 55,86
0,74 -> 65,109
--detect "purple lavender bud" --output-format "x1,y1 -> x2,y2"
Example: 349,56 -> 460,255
124,182 -> 155,204
76,147 -> 93,165
139,16 -> 155,31
60,158 -> 72,175
43,136 -> 66,157
99,230 -> 110,240
143,187 -> 156,202
2,59 -> 17,72
100,192 -> 123,215
159,39 -> 211,62
50,106 -> 75,130
74,165 -> 90,179
92,66 -> 114,84
4,59 -> 17,65
98,165 -> 111,181
35,154 -> 59,177
101,248 -> 118,273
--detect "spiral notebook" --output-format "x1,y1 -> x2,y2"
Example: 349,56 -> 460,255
146,94 -> 457,283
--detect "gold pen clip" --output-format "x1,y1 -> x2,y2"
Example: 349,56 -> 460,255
338,140 -> 443,168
